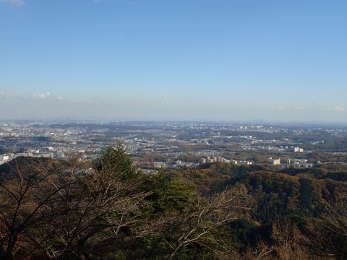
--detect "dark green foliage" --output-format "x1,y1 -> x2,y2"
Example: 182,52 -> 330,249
143,172 -> 195,214
226,219 -> 272,249
324,172 -> 347,182
280,167 -> 324,177
298,178 -> 315,209
94,144 -> 138,180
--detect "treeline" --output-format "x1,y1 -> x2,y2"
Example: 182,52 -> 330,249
0,146 -> 347,260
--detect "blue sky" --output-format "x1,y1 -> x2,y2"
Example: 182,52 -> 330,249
1,0 -> 347,121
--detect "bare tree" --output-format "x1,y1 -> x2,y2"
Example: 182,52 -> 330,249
303,201 -> 347,260
0,159 -> 73,259
0,147 -> 153,260
24,164 -> 151,259
142,187 -> 250,260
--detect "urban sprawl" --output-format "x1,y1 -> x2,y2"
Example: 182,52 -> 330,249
1,121 -> 347,173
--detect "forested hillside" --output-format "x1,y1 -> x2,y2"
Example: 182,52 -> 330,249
1,146 -> 347,260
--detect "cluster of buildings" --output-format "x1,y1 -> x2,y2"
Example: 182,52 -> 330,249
269,157 -> 314,168
1,121 -> 345,170
200,156 -> 253,166
294,147 -> 304,153
134,156 -> 254,172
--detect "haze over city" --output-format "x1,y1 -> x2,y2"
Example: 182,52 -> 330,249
1,0 -> 347,122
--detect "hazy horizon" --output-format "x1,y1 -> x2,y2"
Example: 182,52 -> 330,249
1,0 -> 346,122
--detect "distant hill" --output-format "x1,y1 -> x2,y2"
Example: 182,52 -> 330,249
0,156 -> 69,181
